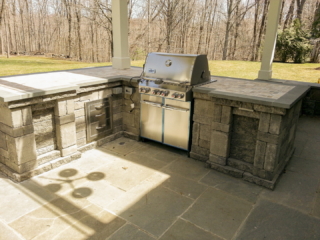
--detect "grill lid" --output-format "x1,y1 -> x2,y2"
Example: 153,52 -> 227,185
142,52 -> 210,86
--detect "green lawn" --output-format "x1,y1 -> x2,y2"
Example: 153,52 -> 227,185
1,56 -> 319,83
131,60 -> 320,83
0,56 -> 111,76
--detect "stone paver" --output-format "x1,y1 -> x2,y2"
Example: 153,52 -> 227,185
200,170 -> 262,203
108,186 -> 193,238
160,173 -> 208,200
0,177 -> 57,223
0,220 -> 22,240
97,157 -> 158,191
159,219 -> 223,240
234,199 -> 320,240
313,184 -> 320,218
182,188 -> 253,240
163,156 -> 210,181
0,116 -> 319,240
107,224 -> 155,240
100,137 -> 145,155
9,197 -> 125,240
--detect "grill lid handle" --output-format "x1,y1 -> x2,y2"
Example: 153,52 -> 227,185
140,100 -> 163,108
163,79 -> 189,84
142,77 -> 163,84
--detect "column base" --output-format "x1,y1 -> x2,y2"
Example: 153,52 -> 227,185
258,70 -> 272,80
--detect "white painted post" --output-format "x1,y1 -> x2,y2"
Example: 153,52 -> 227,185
112,0 -> 131,69
257,0 -> 282,80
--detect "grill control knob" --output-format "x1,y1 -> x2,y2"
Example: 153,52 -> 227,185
171,92 -> 178,98
152,89 -> 159,95
161,91 -> 169,97
178,93 -> 184,99
145,88 -> 151,93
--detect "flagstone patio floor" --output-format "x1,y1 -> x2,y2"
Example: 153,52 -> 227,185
0,115 -> 319,240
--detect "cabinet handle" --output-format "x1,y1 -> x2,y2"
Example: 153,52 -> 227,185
140,100 -> 162,108
164,105 -> 189,112
95,105 -> 105,110
96,125 -> 106,130
95,113 -> 105,117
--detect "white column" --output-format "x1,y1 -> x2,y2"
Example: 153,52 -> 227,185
257,0 -> 282,80
112,0 -> 131,69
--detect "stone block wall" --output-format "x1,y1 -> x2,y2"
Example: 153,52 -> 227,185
0,80 -> 141,182
302,87 -> 320,116
32,108 -> 57,156
0,106 -> 37,177
190,93 -> 214,161
191,92 -> 302,189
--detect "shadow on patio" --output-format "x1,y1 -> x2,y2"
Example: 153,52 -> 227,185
0,115 -> 320,240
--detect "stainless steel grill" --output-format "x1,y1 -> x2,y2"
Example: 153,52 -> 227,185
139,52 -> 211,151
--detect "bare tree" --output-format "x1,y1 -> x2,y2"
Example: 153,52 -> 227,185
284,0 -> 295,29
254,0 -> 269,61
158,0 -> 182,52
0,0 -> 6,55
296,0 -> 307,22
222,0 -> 243,60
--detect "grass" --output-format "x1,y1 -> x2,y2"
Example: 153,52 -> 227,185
0,56 -> 111,76
1,56 -> 319,83
132,60 -> 320,83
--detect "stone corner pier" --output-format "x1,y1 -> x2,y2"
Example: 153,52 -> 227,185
190,76 -> 310,189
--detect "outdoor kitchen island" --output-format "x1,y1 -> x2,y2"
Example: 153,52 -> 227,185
0,67 -> 143,182
0,67 -> 310,190
191,76 -> 309,189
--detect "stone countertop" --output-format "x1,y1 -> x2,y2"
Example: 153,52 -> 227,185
0,66 -> 143,102
194,76 -> 310,109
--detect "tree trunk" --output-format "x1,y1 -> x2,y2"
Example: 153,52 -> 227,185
279,0 -> 285,26
222,0 -> 234,60
62,0 -> 72,58
251,0 -> 260,61
296,0 -> 307,22
255,0 -> 269,61
284,0 -> 295,29
0,0 -> 5,55
0,0 -> 5,28
310,41 -> 320,63
231,4 -> 240,60
4,9 -> 10,58
75,0 -> 82,61
196,0 -> 208,54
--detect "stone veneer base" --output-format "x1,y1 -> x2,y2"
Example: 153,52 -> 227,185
203,148 -> 294,190
0,131 -> 139,182
0,151 -> 82,182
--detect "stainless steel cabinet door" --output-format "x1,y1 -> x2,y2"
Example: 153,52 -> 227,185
163,99 -> 191,150
140,94 -> 163,142
85,98 -> 112,143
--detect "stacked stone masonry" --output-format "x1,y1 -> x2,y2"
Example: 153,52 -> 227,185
0,81 -> 140,182
191,92 -> 302,189
302,87 -> 320,116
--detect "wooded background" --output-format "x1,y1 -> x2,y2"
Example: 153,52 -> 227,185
0,0 -> 318,63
